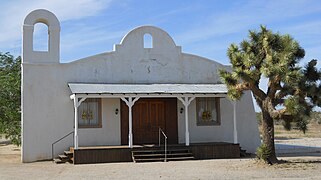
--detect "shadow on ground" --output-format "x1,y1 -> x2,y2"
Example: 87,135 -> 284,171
0,140 -> 11,146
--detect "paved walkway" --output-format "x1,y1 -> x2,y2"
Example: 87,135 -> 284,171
275,138 -> 321,155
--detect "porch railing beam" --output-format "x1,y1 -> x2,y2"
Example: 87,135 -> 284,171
75,93 -> 227,99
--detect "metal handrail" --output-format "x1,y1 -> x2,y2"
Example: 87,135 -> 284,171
158,127 -> 168,162
51,131 -> 74,160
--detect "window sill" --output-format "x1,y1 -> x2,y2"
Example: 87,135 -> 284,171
79,125 -> 102,129
197,122 -> 221,126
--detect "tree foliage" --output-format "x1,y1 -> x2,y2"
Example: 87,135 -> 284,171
220,26 -> 321,164
0,52 -> 21,146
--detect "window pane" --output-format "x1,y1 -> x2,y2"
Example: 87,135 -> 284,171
196,97 -> 220,126
78,98 -> 101,128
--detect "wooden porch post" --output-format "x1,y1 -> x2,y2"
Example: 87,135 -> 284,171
232,101 -> 238,144
72,95 -> 86,149
73,98 -> 78,149
121,96 -> 140,148
177,96 -> 195,146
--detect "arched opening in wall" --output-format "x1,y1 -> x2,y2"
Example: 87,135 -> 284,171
144,33 -> 153,48
33,23 -> 48,51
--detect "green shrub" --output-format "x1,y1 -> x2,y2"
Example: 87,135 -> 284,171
256,144 -> 271,162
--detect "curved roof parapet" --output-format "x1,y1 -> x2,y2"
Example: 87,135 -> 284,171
22,9 -> 60,64
24,9 -> 60,29
114,26 -> 181,53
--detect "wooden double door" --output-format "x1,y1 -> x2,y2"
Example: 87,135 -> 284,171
121,98 -> 178,145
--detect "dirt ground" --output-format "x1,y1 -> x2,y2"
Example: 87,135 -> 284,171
1,144 -> 321,179
1,125 -> 321,180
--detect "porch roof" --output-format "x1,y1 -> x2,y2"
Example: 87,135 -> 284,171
68,83 -> 228,95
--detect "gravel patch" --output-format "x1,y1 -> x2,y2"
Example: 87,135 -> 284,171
0,158 -> 321,180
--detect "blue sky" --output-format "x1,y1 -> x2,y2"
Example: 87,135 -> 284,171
1,0 -> 321,111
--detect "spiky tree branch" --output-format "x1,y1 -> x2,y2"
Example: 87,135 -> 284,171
219,25 -> 321,164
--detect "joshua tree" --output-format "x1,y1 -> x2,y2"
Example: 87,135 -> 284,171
220,26 -> 321,164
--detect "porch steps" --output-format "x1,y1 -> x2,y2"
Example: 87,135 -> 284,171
132,148 -> 195,163
240,147 -> 251,157
53,150 -> 74,164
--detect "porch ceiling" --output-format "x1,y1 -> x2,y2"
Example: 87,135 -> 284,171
68,83 -> 228,95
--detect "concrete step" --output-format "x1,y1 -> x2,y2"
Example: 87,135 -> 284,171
53,158 -> 65,164
134,156 -> 195,162
239,147 -> 251,157
132,148 -> 195,163
59,154 -> 69,160
64,150 -> 73,156
54,150 -> 74,164
133,152 -> 193,158
132,149 -> 189,154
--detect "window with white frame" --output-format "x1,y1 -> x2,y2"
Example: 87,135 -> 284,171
196,97 -> 220,126
78,98 -> 102,128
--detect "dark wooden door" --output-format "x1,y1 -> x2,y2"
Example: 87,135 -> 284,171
133,100 -> 165,144
121,98 -> 177,145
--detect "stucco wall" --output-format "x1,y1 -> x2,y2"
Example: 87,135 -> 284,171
235,92 -> 261,153
22,10 -> 260,162
177,91 -> 260,153
78,98 -> 120,146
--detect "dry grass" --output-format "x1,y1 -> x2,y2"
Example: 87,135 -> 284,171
274,159 -> 321,170
259,123 -> 321,140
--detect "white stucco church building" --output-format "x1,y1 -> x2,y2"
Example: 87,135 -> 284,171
21,9 -> 261,163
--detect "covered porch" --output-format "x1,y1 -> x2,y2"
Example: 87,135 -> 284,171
65,83 -> 241,163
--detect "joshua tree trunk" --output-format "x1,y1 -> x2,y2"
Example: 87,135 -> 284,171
261,109 -> 278,164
